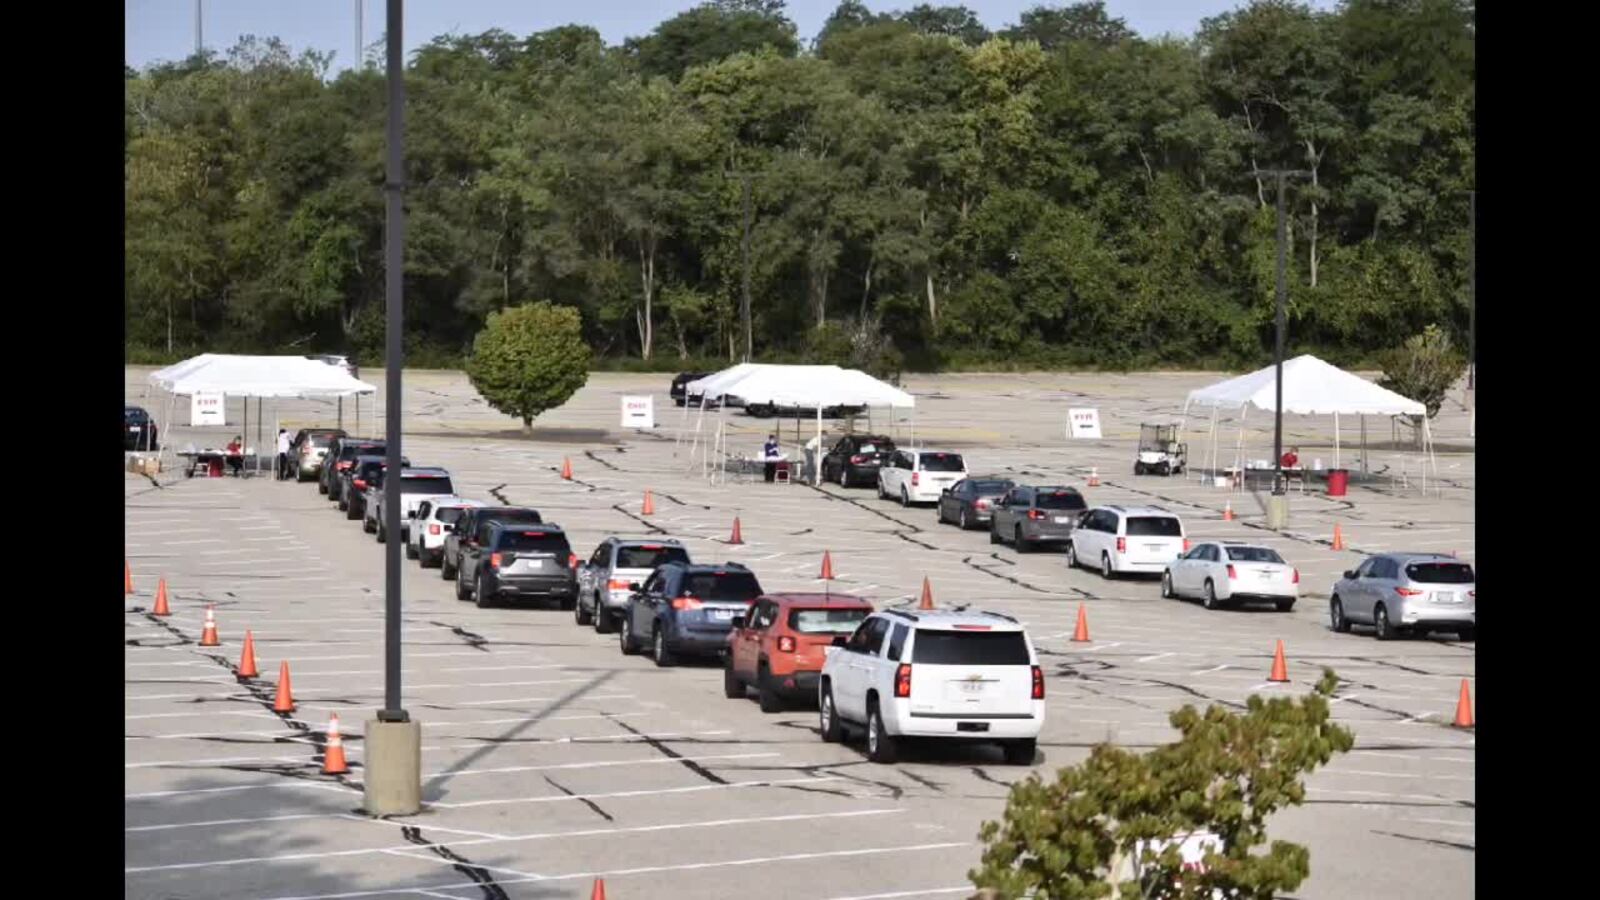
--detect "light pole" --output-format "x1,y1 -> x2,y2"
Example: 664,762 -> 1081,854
1257,169 -> 1308,518
365,0 -> 421,817
1467,190 -> 1475,436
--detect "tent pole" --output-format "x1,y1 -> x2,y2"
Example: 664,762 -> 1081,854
1179,398 -> 1191,482
1334,411 -> 1341,470
815,405 -> 822,485
1360,414 -> 1368,474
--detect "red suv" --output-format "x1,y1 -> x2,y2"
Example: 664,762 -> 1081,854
724,593 -> 874,712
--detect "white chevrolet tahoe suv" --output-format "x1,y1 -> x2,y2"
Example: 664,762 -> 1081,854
818,606 -> 1044,764
876,449 -> 968,507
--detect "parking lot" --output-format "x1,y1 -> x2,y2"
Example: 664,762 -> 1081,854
125,367 -> 1475,900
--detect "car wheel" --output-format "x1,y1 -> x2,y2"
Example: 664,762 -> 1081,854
594,602 -> 615,634
1373,604 -> 1396,641
455,567 -> 471,602
819,686 -> 842,743
1161,571 -> 1175,599
319,482 -> 329,495
723,660 -> 745,699
866,700 -> 898,764
441,554 -> 457,580
619,615 -> 639,655
575,596 -> 592,626
405,541 -> 418,560
757,666 -> 783,713
1100,552 -> 1114,580
877,479 -> 887,499
900,487 -> 910,508
1202,580 -> 1220,610
1158,462 -> 1171,476
1330,597 -> 1350,633
474,575 -> 493,609
1015,527 -> 1029,553
1002,739 -> 1037,766
959,508 -> 971,530
936,502 -> 947,524
1456,626 -> 1476,642
652,627 -> 675,667
1134,462 -> 1145,476
338,498 -> 348,511
989,524 -> 1001,544
1065,543 -> 1078,569
1275,599 -> 1295,613
375,522 -> 385,541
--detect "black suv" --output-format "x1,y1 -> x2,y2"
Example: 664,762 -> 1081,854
619,562 -> 764,666
124,405 -> 159,451
441,506 -> 544,580
458,523 -> 576,609
322,437 -> 384,499
671,372 -> 710,407
819,434 -> 896,488
340,455 -> 408,519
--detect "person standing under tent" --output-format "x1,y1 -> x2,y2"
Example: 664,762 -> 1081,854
762,434 -> 780,483
276,428 -> 292,481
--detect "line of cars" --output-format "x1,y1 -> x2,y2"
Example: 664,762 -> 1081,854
291,430 -> 1050,766
817,432 -> 1475,640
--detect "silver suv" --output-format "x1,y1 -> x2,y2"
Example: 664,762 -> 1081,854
1329,553 -> 1475,641
574,538 -> 692,633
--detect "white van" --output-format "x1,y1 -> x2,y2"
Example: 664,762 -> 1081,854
877,449 -> 969,506
1067,505 -> 1187,579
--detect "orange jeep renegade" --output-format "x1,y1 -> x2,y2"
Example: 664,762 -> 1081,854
724,592 -> 874,712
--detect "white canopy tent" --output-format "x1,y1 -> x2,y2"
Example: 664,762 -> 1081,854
145,354 -> 376,474
1182,354 -> 1436,492
680,364 -> 915,485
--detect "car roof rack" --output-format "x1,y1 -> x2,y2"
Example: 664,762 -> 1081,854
883,608 -> 919,621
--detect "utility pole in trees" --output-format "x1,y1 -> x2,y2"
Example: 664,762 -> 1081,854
194,0 -> 203,57
1256,169 -> 1309,523
740,174 -> 753,363
354,0 -> 364,71
1467,190 -> 1475,437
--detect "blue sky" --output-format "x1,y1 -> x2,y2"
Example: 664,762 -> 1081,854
126,1 -> 1337,71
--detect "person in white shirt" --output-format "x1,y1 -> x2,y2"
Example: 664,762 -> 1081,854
276,429 -> 293,481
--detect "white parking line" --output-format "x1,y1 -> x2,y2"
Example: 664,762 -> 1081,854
422,751 -> 775,780
430,775 -> 840,809
127,781 -> 353,800
825,889 -> 972,900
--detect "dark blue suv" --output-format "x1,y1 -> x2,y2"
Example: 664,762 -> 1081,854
619,562 -> 763,667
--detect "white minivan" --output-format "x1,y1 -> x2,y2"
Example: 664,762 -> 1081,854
1067,505 -> 1187,579
877,449 -> 968,506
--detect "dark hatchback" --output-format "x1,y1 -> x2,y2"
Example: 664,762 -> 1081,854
819,434 -> 897,488
620,562 -> 765,666
340,455 -> 408,518
124,405 -> 159,450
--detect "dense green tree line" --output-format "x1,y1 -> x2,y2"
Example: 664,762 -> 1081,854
125,0 -> 1474,371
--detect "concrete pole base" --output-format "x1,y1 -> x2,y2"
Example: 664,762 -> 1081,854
1264,493 -> 1289,530
363,718 -> 422,816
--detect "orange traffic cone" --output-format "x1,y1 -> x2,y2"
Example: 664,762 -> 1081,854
590,878 -> 607,900
919,577 -> 934,610
1453,680 -> 1474,728
198,604 -> 220,646
642,490 -> 655,516
322,713 -> 349,774
273,661 -> 296,713
237,630 -> 259,679
729,517 -> 744,545
1222,501 -> 1234,521
152,579 -> 171,617
561,457 -> 573,480
1268,640 -> 1289,682
1331,523 -> 1345,551
125,560 -> 134,595
1087,467 -> 1100,487
819,550 -> 834,580
1071,604 -> 1090,642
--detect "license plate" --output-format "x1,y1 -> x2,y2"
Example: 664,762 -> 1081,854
1433,592 -> 1457,603
709,608 -> 737,620
1145,544 -> 1166,551
959,680 -> 987,694
128,426 -> 140,432
1053,516 -> 1071,524
1258,571 -> 1273,580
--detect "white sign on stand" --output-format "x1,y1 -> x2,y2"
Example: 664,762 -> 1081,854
621,396 -> 654,430
1067,408 -> 1102,439
192,392 -> 226,427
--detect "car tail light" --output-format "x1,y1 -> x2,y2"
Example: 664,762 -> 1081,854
1292,568 -> 1300,584
777,635 -> 796,653
976,499 -> 990,510
1226,564 -> 1237,580
608,579 -> 631,590
1116,536 -> 1126,553
1394,587 -> 1423,597
894,663 -> 912,698
489,553 -> 503,569
850,454 -> 867,464
912,472 -> 920,486
672,596 -> 704,611
568,553 -> 579,569
1468,590 -> 1475,598
353,478 -> 367,490
300,445 -> 312,455
1183,538 -> 1192,551
337,461 -> 353,470
428,524 -> 440,536
1027,509 -> 1045,520
1031,665 -> 1044,699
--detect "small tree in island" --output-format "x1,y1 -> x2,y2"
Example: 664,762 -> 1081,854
466,302 -> 591,433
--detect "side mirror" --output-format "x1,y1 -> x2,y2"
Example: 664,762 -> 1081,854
628,582 -> 642,592
730,615 -> 746,629
1343,570 -> 1357,580
408,509 -> 417,518
831,635 -> 849,648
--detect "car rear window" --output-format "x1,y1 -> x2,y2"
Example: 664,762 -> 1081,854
1126,516 -> 1182,537
788,608 -> 870,634
483,510 -> 543,527
1225,546 -> 1285,563
435,506 -> 469,525
920,453 -> 965,472
912,630 -> 1030,665
682,572 -> 763,603
1405,562 -> 1474,584
126,409 -> 151,423
496,531 -> 571,555
400,475 -> 455,495
969,480 -> 1011,493
616,545 -> 691,569
855,442 -> 889,454
1036,491 -> 1086,511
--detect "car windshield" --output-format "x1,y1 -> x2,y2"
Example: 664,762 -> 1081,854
400,475 -> 455,495
1127,516 -> 1182,537
616,545 -> 691,569
789,608 -> 870,634
969,480 -> 1011,494
912,630 -> 1030,665
682,572 -> 763,603
497,531 -> 571,555
1036,491 -> 1086,510
1226,546 -> 1285,563
920,453 -> 965,472
435,506 -> 470,525
1405,562 -> 1474,584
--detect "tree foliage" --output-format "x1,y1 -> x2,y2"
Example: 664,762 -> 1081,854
1377,323 -> 1465,421
465,302 -> 592,428
124,1 -> 1475,370
970,670 -> 1355,899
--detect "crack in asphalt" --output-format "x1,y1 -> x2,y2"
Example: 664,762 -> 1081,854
542,774 -> 614,821
1370,830 -> 1474,852
486,483 -> 510,504
608,719 -> 727,784
429,620 -> 492,652
399,826 -> 510,900
583,450 -> 620,471
960,554 -> 1062,595
609,503 -> 670,534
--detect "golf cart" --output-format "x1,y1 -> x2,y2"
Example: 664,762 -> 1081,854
1134,423 -> 1187,476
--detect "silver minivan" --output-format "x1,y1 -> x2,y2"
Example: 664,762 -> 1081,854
1329,553 -> 1475,641
1067,505 -> 1187,578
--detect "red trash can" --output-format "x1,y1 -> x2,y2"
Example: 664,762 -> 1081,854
209,458 -> 224,478
1326,468 -> 1349,496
